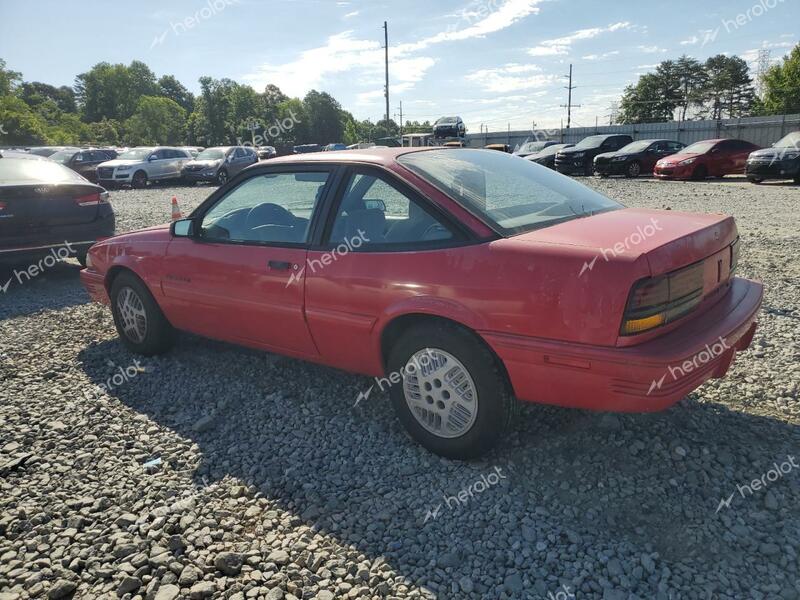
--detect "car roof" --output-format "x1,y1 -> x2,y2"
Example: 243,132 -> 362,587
0,150 -> 49,160
266,146 -> 434,166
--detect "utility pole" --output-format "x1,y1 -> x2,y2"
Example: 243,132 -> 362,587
394,101 -> 403,136
383,21 -> 390,124
560,64 -> 580,129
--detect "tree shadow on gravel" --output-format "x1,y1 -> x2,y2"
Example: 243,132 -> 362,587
0,260 -> 88,321
78,335 -> 800,597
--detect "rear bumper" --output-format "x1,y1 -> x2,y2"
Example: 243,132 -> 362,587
483,277 -> 763,412
0,214 -> 115,265
80,268 -> 110,305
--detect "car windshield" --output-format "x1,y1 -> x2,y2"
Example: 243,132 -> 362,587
119,148 -> 153,160
0,158 -> 86,184
197,149 -> 226,160
399,149 -> 622,235
48,150 -> 77,164
680,141 -> 717,154
574,135 -> 608,149
618,141 -> 653,153
437,117 -> 457,124
516,142 -> 549,154
774,132 -> 800,149
539,144 -> 570,156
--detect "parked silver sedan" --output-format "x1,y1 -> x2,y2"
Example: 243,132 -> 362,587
181,146 -> 258,185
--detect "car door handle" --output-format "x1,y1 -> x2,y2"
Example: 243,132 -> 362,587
268,260 -> 292,270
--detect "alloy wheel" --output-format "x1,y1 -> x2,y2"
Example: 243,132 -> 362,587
116,286 -> 148,344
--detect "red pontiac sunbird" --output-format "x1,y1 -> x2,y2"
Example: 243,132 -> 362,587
81,148 -> 763,459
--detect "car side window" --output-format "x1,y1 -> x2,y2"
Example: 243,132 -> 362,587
234,148 -> 247,159
200,171 -> 329,245
328,172 -> 454,249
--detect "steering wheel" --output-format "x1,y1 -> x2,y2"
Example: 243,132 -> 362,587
245,203 -> 295,230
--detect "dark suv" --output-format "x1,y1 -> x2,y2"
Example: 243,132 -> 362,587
555,134 -> 633,176
48,148 -> 118,183
433,116 -> 466,139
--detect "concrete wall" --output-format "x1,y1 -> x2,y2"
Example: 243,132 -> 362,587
464,114 -> 800,151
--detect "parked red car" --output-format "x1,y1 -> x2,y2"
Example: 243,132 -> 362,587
654,138 -> 760,180
80,148 -> 763,459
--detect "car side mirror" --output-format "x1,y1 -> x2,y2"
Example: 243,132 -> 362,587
148,154 -> 158,161
171,218 -> 195,238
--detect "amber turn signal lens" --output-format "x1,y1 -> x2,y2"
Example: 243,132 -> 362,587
621,312 -> 665,335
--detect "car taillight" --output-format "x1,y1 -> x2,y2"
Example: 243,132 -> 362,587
730,237 -> 740,275
621,262 -> 704,335
75,191 -> 108,207
0,202 -> 6,211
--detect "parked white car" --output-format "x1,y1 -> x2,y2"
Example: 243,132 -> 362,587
96,147 -> 193,189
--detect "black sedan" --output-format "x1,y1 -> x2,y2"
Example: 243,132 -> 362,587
526,143 -> 573,170
745,131 -> 800,183
48,148 -> 118,183
594,139 -> 685,178
513,140 -> 557,158
0,151 -> 115,267
554,134 -> 632,176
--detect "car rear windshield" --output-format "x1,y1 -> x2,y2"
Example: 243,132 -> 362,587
0,158 -> 86,184
48,150 -> 77,164
398,149 -> 622,236
574,135 -> 608,149
681,141 -> 716,154
516,141 -> 549,154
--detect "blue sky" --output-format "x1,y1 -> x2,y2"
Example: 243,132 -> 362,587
0,0 -> 796,131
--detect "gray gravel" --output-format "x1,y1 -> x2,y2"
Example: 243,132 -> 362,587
1,176 -> 798,600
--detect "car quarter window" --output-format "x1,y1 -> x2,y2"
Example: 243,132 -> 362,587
200,171 -> 329,245
234,147 -> 247,158
327,172 -> 455,248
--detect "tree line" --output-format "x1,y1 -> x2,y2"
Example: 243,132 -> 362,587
0,58 -> 420,147
617,44 -> 800,124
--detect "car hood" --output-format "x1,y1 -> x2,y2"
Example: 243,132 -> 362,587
748,147 -> 800,159
99,159 -> 146,168
508,207 -> 736,276
558,147 -> 596,155
594,152 -> 617,160
657,152 -> 702,165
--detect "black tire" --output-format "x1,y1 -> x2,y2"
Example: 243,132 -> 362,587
110,271 -> 175,356
599,173 -> 610,178
793,175 -> 800,184
748,177 -> 763,184
76,251 -> 88,268
387,321 -> 516,459
691,165 -> 708,180
216,169 -> 229,185
583,159 -> 593,176
131,170 -> 148,189
625,161 -> 642,178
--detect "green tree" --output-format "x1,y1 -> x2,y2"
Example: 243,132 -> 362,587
0,58 -> 22,96
675,55 -> 708,121
125,96 -> 186,145
618,72 -> 677,123
700,55 -> 755,119
760,43 -> 800,115
18,82 -> 77,113
0,95 -> 50,144
303,90 -> 344,143
158,75 -> 194,113
75,61 -> 159,122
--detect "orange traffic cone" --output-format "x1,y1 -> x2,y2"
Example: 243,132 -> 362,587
171,196 -> 182,221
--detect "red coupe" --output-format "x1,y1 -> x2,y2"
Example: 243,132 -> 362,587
654,138 -> 760,180
80,148 -> 763,458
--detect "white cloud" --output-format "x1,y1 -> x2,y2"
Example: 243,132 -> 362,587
582,50 -> 620,60
527,22 -> 632,57
680,35 -> 699,46
466,63 -> 557,92
343,10 -> 359,18
638,45 -> 666,53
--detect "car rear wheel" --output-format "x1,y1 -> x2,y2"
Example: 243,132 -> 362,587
583,159 -> 593,176
748,177 -> 763,184
626,161 -> 641,178
691,165 -> 708,180
387,322 -> 516,459
131,170 -> 148,189
110,272 -> 175,355
216,169 -> 229,185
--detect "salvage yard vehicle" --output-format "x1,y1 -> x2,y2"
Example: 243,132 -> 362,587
181,146 -> 258,185
513,140 -> 557,158
80,148 -> 763,459
96,147 -> 193,189
745,131 -> 800,184
0,150 -> 115,267
49,148 -> 118,183
526,143 -> 573,169
654,138 -> 760,180
555,134 -> 633,176
432,116 -> 466,139
594,139 -> 685,178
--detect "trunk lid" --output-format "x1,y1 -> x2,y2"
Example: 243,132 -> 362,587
0,183 -> 102,245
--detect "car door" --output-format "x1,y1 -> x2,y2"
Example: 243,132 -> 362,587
161,167 -> 336,355
231,147 -> 248,176
304,166 -> 467,373
643,142 -> 667,171
709,141 -> 733,175
730,141 -> 754,173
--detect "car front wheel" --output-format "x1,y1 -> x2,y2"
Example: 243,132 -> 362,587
217,169 -> 229,185
110,272 -> 175,355
387,322 -> 516,459
131,170 -> 148,189
626,161 -> 641,178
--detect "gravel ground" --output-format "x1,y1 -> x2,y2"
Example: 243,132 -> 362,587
1,176 -> 798,600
